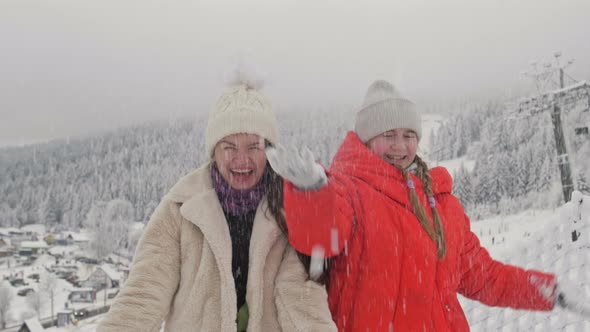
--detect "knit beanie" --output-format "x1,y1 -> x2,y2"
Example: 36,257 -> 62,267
354,80 -> 421,143
205,69 -> 279,157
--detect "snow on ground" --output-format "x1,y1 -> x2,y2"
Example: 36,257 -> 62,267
42,206 -> 588,332
3,193 -> 587,331
0,249 -> 120,330
45,315 -> 102,332
469,209 -> 560,258
48,246 -> 81,258
462,205 -> 590,331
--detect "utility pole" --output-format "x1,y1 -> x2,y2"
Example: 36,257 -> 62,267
520,52 -> 577,202
551,102 -> 574,201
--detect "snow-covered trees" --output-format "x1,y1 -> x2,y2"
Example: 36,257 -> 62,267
0,119 -> 204,229
0,100 -> 583,226
430,99 -> 588,218
453,163 -> 474,208
0,106 -> 357,230
85,199 -> 135,259
0,282 -> 14,329
26,291 -> 43,320
429,103 -> 493,161
39,272 -> 58,321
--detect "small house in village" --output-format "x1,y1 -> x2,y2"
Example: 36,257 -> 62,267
19,241 -> 49,255
20,224 -> 46,238
0,238 -> 13,258
56,309 -> 74,327
0,228 -> 37,248
17,318 -> 44,332
56,232 -> 90,248
81,264 -> 122,290
68,287 -> 97,303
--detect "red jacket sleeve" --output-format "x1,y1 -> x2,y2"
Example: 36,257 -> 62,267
283,172 -> 355,257
457,214 -> 556,311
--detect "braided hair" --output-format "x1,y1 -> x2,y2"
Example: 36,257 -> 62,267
397,155 -> 446,259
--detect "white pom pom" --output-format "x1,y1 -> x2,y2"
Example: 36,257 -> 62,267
223,60 -> 265,90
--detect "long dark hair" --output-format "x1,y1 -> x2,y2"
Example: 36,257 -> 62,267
263,148 -> 329,284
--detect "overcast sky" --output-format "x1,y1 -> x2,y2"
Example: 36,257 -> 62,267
1,0 -> 589,147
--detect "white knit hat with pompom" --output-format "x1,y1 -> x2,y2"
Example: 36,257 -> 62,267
206,63 -> 279,157
354,80 -> 421,143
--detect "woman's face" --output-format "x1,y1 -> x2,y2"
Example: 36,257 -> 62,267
213,133 -> 267,190
366,128 -> 418,169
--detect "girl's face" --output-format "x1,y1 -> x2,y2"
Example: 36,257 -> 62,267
367,128 -> 418,169
213,133 -> 267,190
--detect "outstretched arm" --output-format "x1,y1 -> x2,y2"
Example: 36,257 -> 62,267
457,213 -> 556,311
266,145 -> 355,257
97,200 -> 182,332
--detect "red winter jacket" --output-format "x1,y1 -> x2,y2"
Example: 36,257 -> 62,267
284,131 -> 556,331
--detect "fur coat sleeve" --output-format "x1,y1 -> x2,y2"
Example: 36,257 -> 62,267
96,200 -> 182,332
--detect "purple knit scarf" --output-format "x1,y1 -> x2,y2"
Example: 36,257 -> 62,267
211,164 -> 268,216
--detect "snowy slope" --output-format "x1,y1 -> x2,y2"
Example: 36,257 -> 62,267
462,205 -> 590,331
41,208 -> 590,332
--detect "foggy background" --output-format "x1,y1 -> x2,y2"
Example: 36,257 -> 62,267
1,0 -> 589,147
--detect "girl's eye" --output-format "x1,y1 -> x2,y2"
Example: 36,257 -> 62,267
224,146 -> 236,151
249,146 -> 261,151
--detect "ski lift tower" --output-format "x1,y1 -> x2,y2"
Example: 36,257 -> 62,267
518,52 -> 589,202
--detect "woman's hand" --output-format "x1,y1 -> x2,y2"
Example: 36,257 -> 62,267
265,144 -> 327,191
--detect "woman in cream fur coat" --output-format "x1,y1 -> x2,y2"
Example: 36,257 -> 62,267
97,72 -> 336,332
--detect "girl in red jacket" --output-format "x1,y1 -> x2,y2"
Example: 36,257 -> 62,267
266,80 -> 586,331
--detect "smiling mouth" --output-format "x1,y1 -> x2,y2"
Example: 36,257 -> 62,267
385,155 -> 407,162
231,169 -> 254,176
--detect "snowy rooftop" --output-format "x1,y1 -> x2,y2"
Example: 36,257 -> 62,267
19,241 -> 48,249
99,264 -> 122,281
70,287 -> 96,293
48,245 -> 81,256
0,227 -> 23,236
59,231 -> 90,242
20,224 -> 46,235
22,318 -> 45,332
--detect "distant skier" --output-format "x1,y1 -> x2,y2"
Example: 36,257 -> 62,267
267,80 -> 588,331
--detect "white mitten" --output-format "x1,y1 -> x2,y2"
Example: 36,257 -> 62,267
555,281 -> 590,317
265,144 -> 327,190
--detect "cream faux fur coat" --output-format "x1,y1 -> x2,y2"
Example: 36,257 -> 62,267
97,164 -> 336,332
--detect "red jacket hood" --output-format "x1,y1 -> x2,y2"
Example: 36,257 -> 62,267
331,131 -> 453,206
